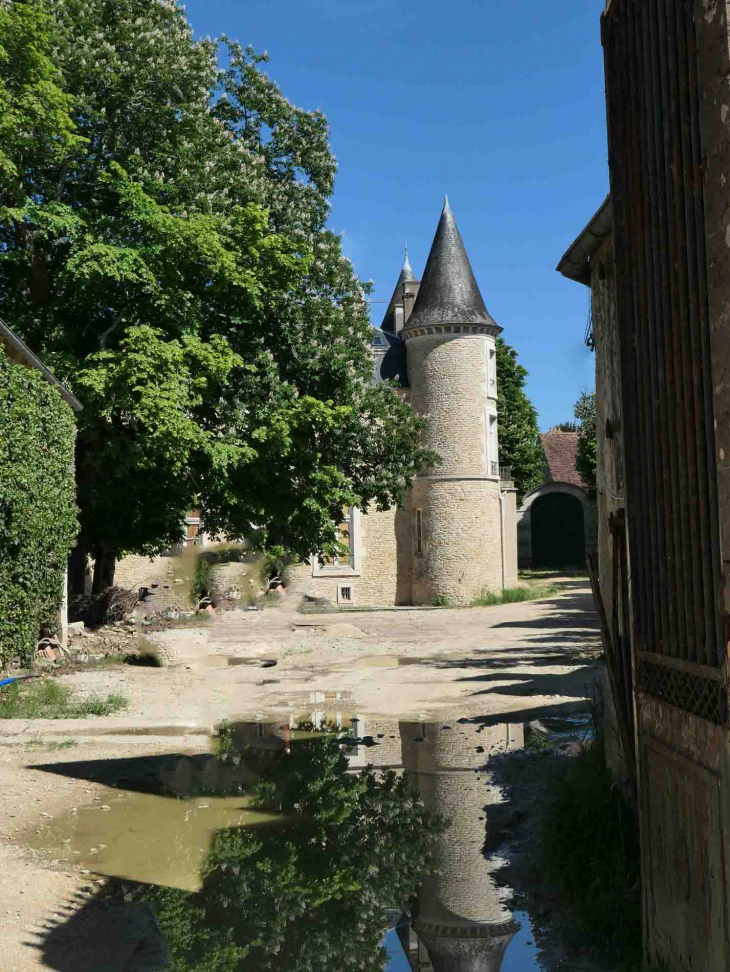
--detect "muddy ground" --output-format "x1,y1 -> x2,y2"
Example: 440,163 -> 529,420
0,579 -> 607,971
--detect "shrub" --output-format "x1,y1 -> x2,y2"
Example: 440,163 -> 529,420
537,698 -> 641,965
0,355 -> 78,668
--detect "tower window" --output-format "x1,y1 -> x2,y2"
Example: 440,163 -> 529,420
416,509 -> 423,555
489,348 -> 497,391
489,415 -> 498,476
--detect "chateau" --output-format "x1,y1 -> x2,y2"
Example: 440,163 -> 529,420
292,199 -> 518,607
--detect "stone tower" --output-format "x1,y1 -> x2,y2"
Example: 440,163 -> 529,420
400,721 -> 522,971
402,199 -> 504,605
382,248 -> 417,335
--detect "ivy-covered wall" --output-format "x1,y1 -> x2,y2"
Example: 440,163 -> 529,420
0,354 -> 79,667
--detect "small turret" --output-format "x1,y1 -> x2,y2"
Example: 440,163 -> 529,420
403,199 -> 505,605
382,247 -> 417,334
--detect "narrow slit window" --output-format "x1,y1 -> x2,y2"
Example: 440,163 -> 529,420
416,509 -> 423,555
489,415 -> 498,476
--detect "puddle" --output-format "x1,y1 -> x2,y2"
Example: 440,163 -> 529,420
28,715 -> 572,969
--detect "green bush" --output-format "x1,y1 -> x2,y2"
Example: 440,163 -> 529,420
538,714 -> 641,965
0,355 -> 78,667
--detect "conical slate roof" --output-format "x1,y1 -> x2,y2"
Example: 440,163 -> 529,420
404,197 -> 499,331
381,249 -> 416,333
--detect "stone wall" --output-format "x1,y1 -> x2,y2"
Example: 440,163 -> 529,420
411,478 -> 503,606
590,233 -> 627,782
406,334 -> 497,478
287,503 -> 411,607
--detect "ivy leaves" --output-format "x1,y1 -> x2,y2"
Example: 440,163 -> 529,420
0,356 -> 78,666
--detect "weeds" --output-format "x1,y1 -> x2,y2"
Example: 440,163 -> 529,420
536,690 -> 641,967
214,720 -> 240,766
470,584 -> 559,607
432,594 -> 453,607
0,680 -> 128,719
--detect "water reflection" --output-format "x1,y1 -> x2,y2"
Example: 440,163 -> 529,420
32,715 -> 533,971
177,715 -> 527,971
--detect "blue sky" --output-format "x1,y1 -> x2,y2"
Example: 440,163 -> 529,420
183,0 -> 607,430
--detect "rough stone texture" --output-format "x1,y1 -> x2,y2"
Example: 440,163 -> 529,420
406,334 -> 497,479
401,721 -> 522,969
411,478 -> 502,606
501,489 -> 518,588
287,504 -> 412,607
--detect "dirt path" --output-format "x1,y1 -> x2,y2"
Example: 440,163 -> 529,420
1,582 -> 603,740
0,581 -> 604,970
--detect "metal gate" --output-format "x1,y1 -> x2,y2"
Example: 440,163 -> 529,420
603,1 -> 730,966
603,0 -> 724,719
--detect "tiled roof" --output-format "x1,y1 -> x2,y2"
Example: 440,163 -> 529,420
539,432 -> 584,487
381,251 -> 415,333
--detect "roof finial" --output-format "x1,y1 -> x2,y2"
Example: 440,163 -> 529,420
443,194 -> 451,212
403,242 -> 412,274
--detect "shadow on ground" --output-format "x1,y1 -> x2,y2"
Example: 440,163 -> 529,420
24,878 -> 167,972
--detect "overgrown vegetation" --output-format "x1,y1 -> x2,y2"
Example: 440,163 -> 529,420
471,584 -> 559,607
573,390 -> 597,499
145,735 -> 445,971
1,0 -> 436,597
536,692 -> 641,966
0,354 -> 78,669
0,679 -> 127,719
69,585 -> 138,629
495,338 -> 544,496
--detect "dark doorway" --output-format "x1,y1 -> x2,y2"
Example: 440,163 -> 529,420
531,492 -> 585,568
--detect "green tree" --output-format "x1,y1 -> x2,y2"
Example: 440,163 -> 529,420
0,0 -> 434,594
551,421 -> 579,433
146,737 -> 445,971
573,391 -> 597,497
496,338 -> 543,495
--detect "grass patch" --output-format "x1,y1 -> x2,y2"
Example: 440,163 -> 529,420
470,583 -> 559,607
536,694 -> 641,967
0,679 -> 128,719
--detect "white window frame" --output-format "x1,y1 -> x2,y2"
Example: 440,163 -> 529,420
487,413 -> 499,476
312,507 -> 361,577
488,347 -> 497,394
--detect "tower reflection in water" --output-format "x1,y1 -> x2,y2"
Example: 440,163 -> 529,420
234,714 -> 524,972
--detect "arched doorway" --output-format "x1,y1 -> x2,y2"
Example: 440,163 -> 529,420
531,492 -> 586,568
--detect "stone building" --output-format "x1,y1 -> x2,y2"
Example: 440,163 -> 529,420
555,2 -> 730,967
516,430 -> 597,569
557,197 -> 626,776
290,199 -> 518,607
398,720 -> 522,971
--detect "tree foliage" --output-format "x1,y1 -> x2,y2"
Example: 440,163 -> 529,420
0,0 -> 433,591
0,355 -> 78,667
573,391 -> 597,498
146,737 -> 445,971
495,338 -> 543,495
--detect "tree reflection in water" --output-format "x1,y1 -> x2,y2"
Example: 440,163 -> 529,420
144,731 -> 446,971
145,717 -> 525,971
